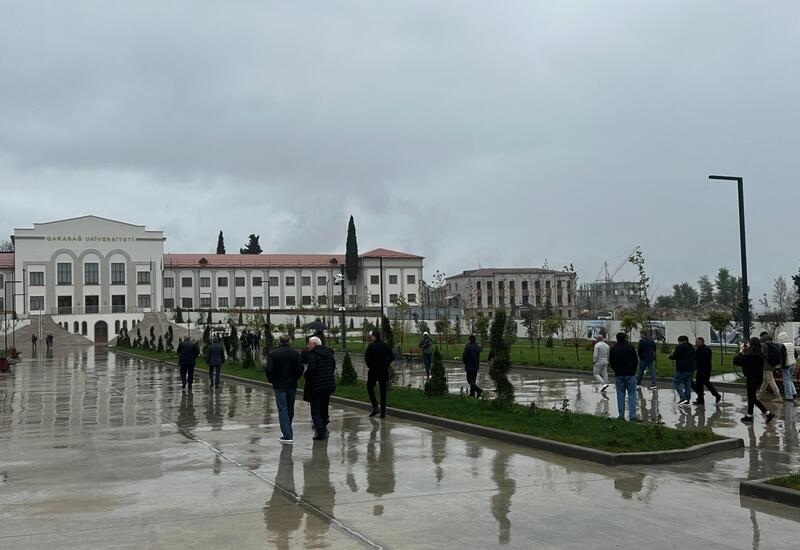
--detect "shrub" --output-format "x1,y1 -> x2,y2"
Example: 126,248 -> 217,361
242,348 -> 255,369
340,352 -> 358,386
424,349 -> 448,397
157,336 -> 164,353
489,309 -> 515,404
175,308 -> 184,324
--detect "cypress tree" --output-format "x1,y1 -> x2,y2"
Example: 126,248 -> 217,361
381,315 -> 397,387
240,234 -> 262,254
489,309 -> 515,404
295,315 -> 301,329
424,349 -> 448,396
345,215 -> 359,282
216,231 -> 226,254
340,352 -> 358,385
238,312 -> 243,326
157,336 -> 164,352
175,307 -> 184,323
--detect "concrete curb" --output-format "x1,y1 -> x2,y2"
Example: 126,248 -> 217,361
740,478 -> 800,508
113,348 -> 744,466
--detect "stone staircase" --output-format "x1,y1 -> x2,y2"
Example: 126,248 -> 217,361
6,315 -> 92,351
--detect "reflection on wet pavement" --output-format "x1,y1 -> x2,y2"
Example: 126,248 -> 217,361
0,347 -> 798,549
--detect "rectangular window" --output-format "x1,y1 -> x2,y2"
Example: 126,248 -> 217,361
200,296 -> 212,308
30,271 -> 44,286
111,295 -> 126,313
137,294 -> 151,309
522,295 -> 529,305
389,293 -> 398,303
487,281 -> 493,290
111,263 -> 126,285
348,295 -> 356,305
522,281 -> 528,290
181,277 -> 193,288
217,276 -> 228,287
0,274 -> 3,287
269,296 -> 279,307
285,276 -> 295,286
57,263 -> 72,285
302,295 -> 312,306
317,276 -> 327,286
286,296 -> 296,306
200,277 -> 211,288
218,297 -> 229,308
137,271 -> 151,285
84,263 -> 99,285
301,276 -> 311,286
164,298 -> 175,309
181,297 -> 193,309
487,296 -> 494,306
407,293 -> 417,303
333,295 -> 343,306
235,297 -> 246,307
407,274 -> 416,285
269,276 -> 279,287
252,276 -> 262,287
317,295 -> 327,306
253,296 -> 263,308
388,275 -> 398,285
235,277 -> 246,287
370,294 -> 380,304
164,277 -> 174,288
30,296 -> 44,311
370,275 -> 380,285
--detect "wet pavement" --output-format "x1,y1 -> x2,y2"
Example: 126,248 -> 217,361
1,347 -> 799,549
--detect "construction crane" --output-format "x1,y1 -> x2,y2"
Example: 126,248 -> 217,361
595,246 -> 640,283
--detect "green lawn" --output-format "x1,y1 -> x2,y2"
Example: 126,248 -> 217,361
766,473 -> 800,491
115,346 -> 723,454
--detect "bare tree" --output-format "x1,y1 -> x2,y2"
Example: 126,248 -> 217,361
0,240 -> 13,253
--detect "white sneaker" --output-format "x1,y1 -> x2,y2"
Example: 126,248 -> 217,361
279,437 -> 293,445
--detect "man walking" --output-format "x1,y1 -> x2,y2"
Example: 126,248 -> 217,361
206,336 -> 226,390
303,336 -> 336,440
267,335 -> 304,444
419,332 -> 434,377
462,335 -> 483,397
593,334 -> 610,393
31,333 -> 37,355
636,330 -> 657,389
177,336 -> 199,390
778,331 -> 797,401
365,329 -> 394,418
692,337 -> 721,405
670,335 -> 695,405
759,332 -> 783,400
609,332 -> 638,421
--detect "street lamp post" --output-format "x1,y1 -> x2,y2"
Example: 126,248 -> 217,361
709,175 -> 751,340
338,264 -> 347,352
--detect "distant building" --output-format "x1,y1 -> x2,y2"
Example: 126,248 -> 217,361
445,268 -> 577,319
577,280 -> 640,316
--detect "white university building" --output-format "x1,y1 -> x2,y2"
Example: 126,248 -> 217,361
0,216 -> 424,343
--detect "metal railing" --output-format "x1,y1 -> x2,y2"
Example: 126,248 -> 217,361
45,306 -> 154,315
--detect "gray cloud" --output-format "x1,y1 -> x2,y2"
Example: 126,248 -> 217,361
1,1 -> 799,300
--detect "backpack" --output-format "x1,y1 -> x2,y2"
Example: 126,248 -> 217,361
765,342 -> 783,367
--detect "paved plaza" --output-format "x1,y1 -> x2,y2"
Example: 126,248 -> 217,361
2,347 -> 800,549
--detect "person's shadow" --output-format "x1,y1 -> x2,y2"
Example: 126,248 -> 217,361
175,390 -> 197,437
264,445 -> 302,550
366,418 -> 396,515
303,441 -> 336,544
491,449 -> 516,545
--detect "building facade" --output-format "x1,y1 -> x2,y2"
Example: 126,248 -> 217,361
576,280 -> 640,316
446,267 -> 578,319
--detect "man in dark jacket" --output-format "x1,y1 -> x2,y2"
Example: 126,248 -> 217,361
177,336 -> 200,390
303,336 -> 336,440
419,332 -> 434,377
462,335 -> 483,397
267,335 -> 304,443
636,330 -> 658,389
364,329 -> 395,418
206,336 -> 226,390
669,335 -> 695,405
692,337 -> 721,405
609,332 -> 639,421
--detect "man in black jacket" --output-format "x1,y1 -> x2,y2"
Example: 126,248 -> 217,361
206,336 -> 226,390
692,337 -> 721,405
176,336 -> 200,390
462,335 -> 483,397
609,332 -> 639,421
669,335 -> 695,405
364,329 -> 395,418
267,335 -> 304,443
303,336 -> 336,440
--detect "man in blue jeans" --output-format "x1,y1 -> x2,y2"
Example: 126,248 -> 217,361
636,330 -> 657,389
669,335 -> 695,405
266,335 -> 304,444
609,332 -> 639,421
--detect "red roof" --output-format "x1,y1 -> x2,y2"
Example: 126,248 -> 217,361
359,248 -> 423,259
164,253 -> 345,269
0,253 -> 14,270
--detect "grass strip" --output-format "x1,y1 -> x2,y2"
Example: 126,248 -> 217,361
117,346 -> 722,454
766,473 -> 800,491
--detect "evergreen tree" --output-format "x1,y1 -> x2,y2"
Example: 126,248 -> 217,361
488,309 -> 514,404
238,312 -> 243,326
242,347 -> 255,369
157,335 -> 164,352
202,325 -> 211,350
381,315 -> 395,350
345,215 -> 359,282
424,349 -> 448,397
207,310 -> 212,324
216,230 -> 226,254
714,267 -> 738,310
793,267 -> 800,321
295,315 -> 301,329
240,234 -> 262,254
175,307 -> 184,323
229,324 -> 239,361
339,352 -> 358,385
698,275 -> 715,305
349,318 -> 355,330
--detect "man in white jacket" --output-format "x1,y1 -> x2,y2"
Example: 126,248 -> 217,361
779,331 -> 797,401
593,334 -> 611,393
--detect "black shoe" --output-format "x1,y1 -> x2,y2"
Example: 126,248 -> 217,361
379,413 -> 386,419
182,383 -> 187,389
766,412 -> 775,423
369,409 -> 379,418
741,415 -> 754,423
715,394 -> 722,403
692,400 -> 704,405
313,432 -> 328,441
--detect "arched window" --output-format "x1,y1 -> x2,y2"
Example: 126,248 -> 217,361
123,320 -> 128,331
63,322 -> 69,330
81,321 -> 87,336
74,321 -> 79,333
131,319 -> 136,328
115,320 -> 120,334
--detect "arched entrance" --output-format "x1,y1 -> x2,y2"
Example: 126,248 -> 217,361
94,321 -> 109,344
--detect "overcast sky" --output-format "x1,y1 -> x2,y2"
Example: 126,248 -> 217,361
1,1 -> 799,301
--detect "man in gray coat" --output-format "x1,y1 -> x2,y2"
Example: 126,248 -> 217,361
206,336 -> 226,390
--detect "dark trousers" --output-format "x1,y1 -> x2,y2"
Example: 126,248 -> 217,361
180,363 -> 195,387
309,392 -> 331,434
208,364 -> 221,387
466,369 -> 482,396
367,369 -> 388,415
746,375 -> 767,415
422,353 -> 432,376
693,367 -> 720,402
